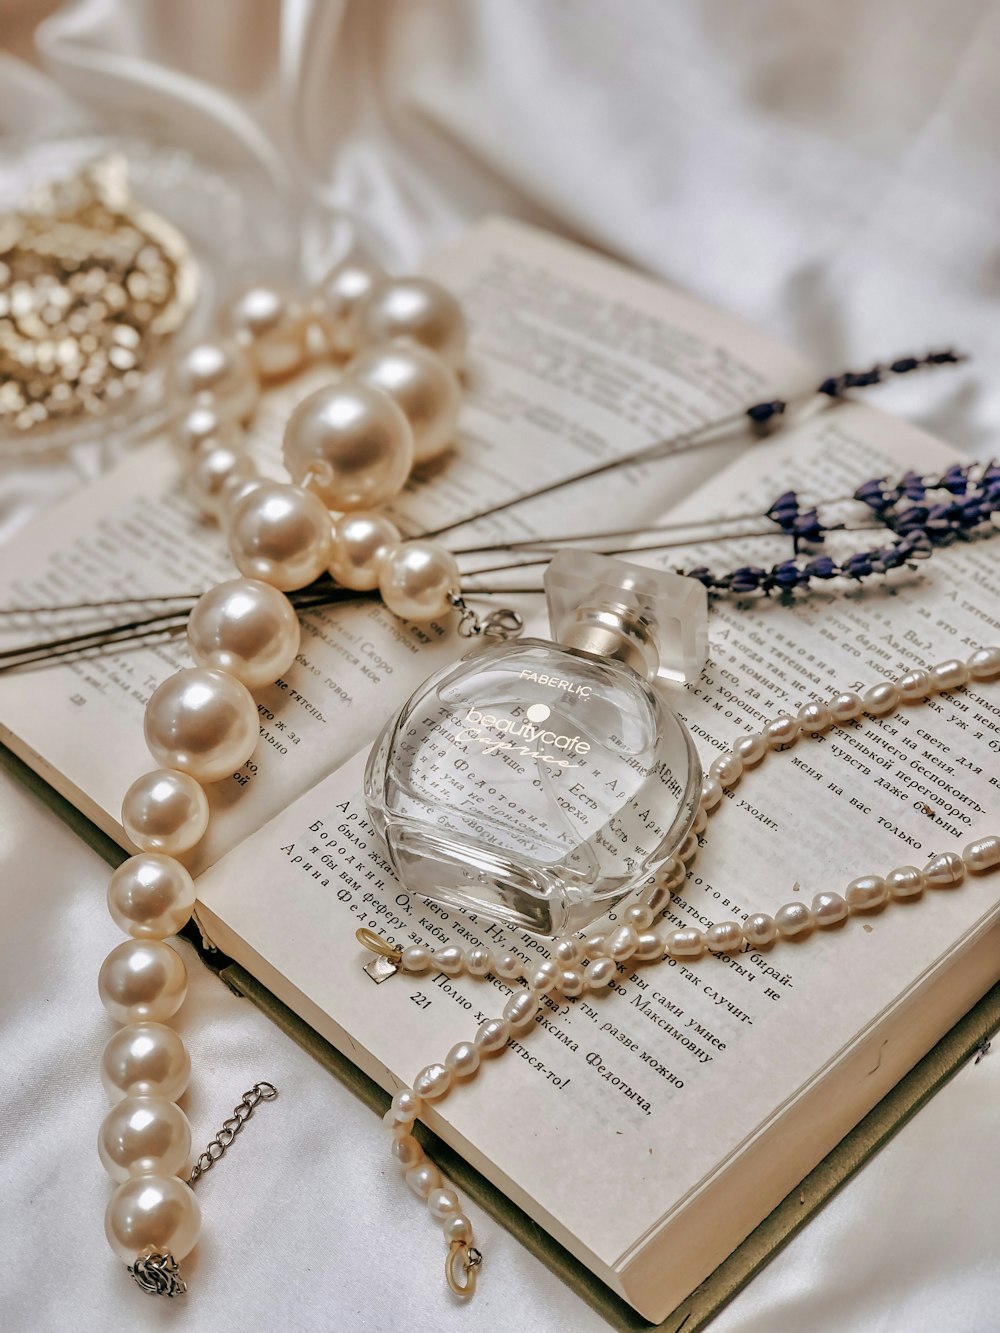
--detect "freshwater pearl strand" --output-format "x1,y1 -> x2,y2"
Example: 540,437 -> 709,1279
370,645 -> 1000,1295
99,259 -> 471,1291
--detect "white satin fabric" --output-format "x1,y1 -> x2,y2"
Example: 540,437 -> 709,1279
1,3 -> 999,1330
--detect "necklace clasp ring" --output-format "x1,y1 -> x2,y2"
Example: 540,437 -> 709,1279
446,1241 -> 481,1296
355,928 -> 402,964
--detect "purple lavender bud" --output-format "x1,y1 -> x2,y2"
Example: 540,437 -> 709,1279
768,490 -> 799,514
842,552 -> 874,579
686,566 -> 716,588
937,464 -> 971,494
770,560 -> 806,591
955,497 -> 985,528
803,555 -> 837,579
792,509 -> 826,544
729,566 -> 765,593
891,505 -> 930,534
927,350 -> 961,364
854,477 -> 894,511
842,368 -> 883,389
747,400 -> 786,426
766,491 -> 800,531
900,532 -> 933,560
890,357 -> 920,374
818,376 -> 843,397
900,470 -> 927,501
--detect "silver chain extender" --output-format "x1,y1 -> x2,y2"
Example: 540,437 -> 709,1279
128,1081 -> 278,1296
187,1081 -> 278,1184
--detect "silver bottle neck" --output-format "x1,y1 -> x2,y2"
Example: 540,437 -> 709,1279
560,602 -> 660,681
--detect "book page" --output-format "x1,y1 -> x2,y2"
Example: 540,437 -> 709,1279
0,217 -> 813,867
194,397 -> 1000,1292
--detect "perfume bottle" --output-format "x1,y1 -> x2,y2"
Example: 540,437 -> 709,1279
365,551 -> 708,937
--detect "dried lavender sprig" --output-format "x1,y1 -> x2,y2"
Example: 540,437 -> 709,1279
460,532 -> 941,599
420,348 -> 966,541
683,531 -> 937,595
746,349 -> 966,427
461,462 -> 1000,572
463,513 -> 997,600
766,461 -> 1000,550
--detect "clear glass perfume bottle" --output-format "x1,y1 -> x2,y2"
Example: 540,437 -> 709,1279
365,551 -> 708,937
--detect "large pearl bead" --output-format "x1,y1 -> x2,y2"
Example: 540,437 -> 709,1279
445,1041 -> 481,1079
968,647 -> 1000,680
283,381 -> 413,512
98,939 -> 187,1024
170,404 -> 243,457
228,482 -> 333,591
405,1162 -> 441,1199
475,1018 -> 510,1052
706,920 -> 744,951
606,924 -> 639,960
709,752 -> 743,788
413,1063 -> 452,1100
963,836 -> 1000,872
743,912 -> 777,946
797,701 -> 831,732
144,668 -> 259,784
107,854 -> 197,940
666,927 -> 706,958
503,991 -> 539,1030
186,440 -> 258,520
931,658 -> 969,692
99,1096 -> 192,1182
764,714 -> 799,748
812,891 -> 848,927
101,1023 -> 191,1102
845,876 -> 888,911
188,578 -> 300,690
121,771 -> 209,856
222,284 -> 310,381
829,691 -> 863,722
328,512 -> 401,591
357,277 -> 467,372
923,851 -> 965,887
585,958 -> 616,988
378,540 -> 459,622
311,255 -> 384,358
774,902 -> 815,936
167,338 -> 259,423
105,1175 -> 201,1263
350,343 -> 460,465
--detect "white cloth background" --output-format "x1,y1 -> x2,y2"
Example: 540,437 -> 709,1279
1,2 -> 998,1330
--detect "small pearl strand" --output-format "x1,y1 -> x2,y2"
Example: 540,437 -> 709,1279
100,262 -> 474,1291
374,646 -> 1000,1295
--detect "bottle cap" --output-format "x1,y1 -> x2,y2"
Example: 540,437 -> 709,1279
544,550 -> 707,684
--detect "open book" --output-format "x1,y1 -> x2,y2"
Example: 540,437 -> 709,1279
1,218 -> 997,1323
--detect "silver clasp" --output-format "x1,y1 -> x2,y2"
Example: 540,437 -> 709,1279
449,592 -> 524,641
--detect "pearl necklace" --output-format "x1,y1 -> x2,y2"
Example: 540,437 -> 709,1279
97,257 -> 479,1291
363,646 -> 1000,1296
93,258 -> 999,1298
